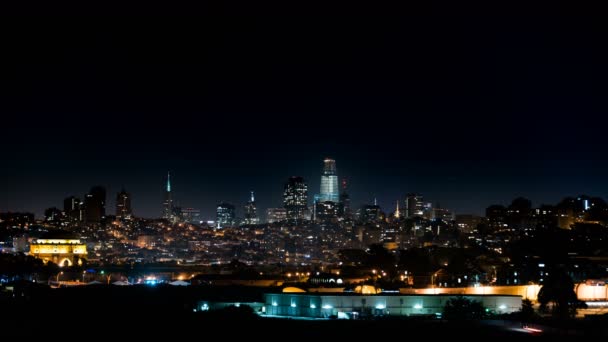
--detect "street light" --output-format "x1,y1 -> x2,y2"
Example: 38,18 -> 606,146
56,271 -> 64,283
431,270 -> 441,293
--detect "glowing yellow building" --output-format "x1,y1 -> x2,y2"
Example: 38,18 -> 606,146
29,231 -> 87,267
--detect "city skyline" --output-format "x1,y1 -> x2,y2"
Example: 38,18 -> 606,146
2,14 -> 607,219
0,159 -> 605,221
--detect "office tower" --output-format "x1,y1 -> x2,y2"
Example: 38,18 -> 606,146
162,172 -> 173,220
44,207 -> 63,224
84,186 -> 106,224
181,208 -> 201,223
266,208 -> 287,223
116,188 -> 132,220
216,202 -> 235,228
358,203 -> 382,224
486,204 -> 507,229
316,201 -> 338,222
319,158 -> 339,203
64,196 -> 83,223
244,191 -> 259,225
283,176 -> 308,221
338,179 -> 351,219
405,193 -> 424,218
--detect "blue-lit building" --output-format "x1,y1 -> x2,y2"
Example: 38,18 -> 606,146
263,293 -> 522,319
216,202 -> 236,228
318,158 -> 339,203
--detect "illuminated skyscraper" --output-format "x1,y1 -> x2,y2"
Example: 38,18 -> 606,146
405,193 -> 424,218
319,158 -> 339,203
116,188 -> 132,220
243,191 -> 259,225
216,202 -> 235,228
283,176 -> 308,221
162,172 -> 173,220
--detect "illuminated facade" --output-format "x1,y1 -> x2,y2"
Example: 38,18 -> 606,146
405,193 -> 424,218
216,202 -> 235,228
267,208 -> 287,223
319,158 -> 339,203
30,232 -> 87,267
283,176 -> 308,221
264,293 -> 522,318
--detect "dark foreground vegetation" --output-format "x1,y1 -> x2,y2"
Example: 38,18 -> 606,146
1,282 -> 607,337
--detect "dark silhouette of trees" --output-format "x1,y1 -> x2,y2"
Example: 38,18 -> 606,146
519,298 -> 536,323
0,252 -> 58,281
537,269 -> 583,319
443,296 -> 486,320
365,244 -> 395,271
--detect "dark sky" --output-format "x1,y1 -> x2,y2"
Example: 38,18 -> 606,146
2,6 -> 607,219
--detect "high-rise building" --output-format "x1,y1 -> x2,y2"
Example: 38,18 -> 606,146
405,193 -> 424,218
181,208 -> 201,223
283,176 -> 308,221
338,179 -> 351,219
244,191 -> 259,225
216,202 -> 235,228
358,204 -> 382,224
63,196 -> 83,223
116,188 -> 132,220
162,172 -> 173,220
84,186 -> 106,224
319,158 -> 339,203
267,208 -> 287,223
44,207 -> 64,225
316,201 -> 338,222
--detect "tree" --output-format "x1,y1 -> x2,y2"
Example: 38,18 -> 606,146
537,269 -> 582,319
519,298 -> 536,323
443,296 -> 486,320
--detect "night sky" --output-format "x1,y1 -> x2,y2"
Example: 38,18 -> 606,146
2,7 -> 607,219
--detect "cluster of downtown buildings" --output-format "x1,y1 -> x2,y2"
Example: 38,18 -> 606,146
2,158 -> 608,289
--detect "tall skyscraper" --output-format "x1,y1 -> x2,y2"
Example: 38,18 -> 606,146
63,196 -> 83,223
84,186 -> 106,224
338,179 -> 351,219
283,176 -> 308,221
216,202 -> 235,228
162,172 -> 173,220
243,191 -> 259,225
319,158 -> 339,202
116,188 -> 132,220
405,193 -> 424,218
